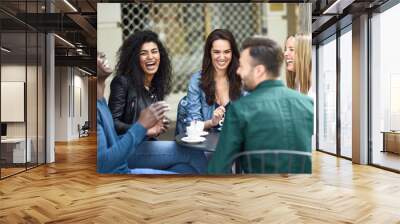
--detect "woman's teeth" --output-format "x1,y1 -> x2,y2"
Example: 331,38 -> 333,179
145,62 -> 157,70
217,61 -> 226,66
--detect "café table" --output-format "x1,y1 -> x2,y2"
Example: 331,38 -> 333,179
381,131 -> 400,154
175,131 -> 220,152
175,131 -> 244,173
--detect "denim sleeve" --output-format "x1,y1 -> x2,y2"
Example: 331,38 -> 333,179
186,73 -> 204,124
97,118 -> 146,173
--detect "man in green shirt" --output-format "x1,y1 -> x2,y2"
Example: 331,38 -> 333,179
208,37 -> 313,174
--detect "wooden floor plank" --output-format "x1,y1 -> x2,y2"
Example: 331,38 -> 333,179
0,135 -> 400,223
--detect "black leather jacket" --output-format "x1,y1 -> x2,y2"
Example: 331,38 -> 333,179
108,75 -> 157,135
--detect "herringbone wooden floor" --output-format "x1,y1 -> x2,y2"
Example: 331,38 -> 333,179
1,135 -> 400,223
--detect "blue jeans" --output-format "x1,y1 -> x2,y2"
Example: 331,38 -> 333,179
127,141 -> 208,174
129,168 -> 176,174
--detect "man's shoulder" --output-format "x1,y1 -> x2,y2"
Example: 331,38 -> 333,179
232,86 -> 313,109
96,100 -> 107,124
284,88 -> 314,103
229,93 -> 257,113
234,89 -> 266,104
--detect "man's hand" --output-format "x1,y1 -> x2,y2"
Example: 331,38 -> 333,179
137,101 -> 170,130
161,118 -> 170,133
147,121 -> 163,137
147,116 -> 171,137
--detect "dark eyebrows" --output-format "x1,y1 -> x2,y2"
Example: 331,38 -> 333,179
140,48 -> 159,53
212,49 -> 231,53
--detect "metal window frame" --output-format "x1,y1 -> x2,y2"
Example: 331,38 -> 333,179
315,20 -> 353,162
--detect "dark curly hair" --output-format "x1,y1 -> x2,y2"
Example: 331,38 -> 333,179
115,30 -> 172,100
200,29 -> 241,105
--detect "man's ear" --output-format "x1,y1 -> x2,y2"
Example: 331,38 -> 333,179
254,64 -> 267,79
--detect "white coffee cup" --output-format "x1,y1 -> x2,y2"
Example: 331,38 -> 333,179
194,120 -> 204,133
186,125 -> 200,139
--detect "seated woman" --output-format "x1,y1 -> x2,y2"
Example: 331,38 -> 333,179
284,33 -> 315,150
186,29 -> 243,131
97,53 -> 207,174
284,33 -> 312,94
109,30 -> 172,137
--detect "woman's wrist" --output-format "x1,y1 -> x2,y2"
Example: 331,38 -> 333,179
204,119 -> 215,129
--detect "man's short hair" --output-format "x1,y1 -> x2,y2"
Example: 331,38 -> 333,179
242,37 -> 284,78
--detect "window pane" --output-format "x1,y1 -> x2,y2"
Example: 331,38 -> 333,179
371,3 -> 400,171
1,31 -> 28,177
340,29 -> 352,158
318,37 -> 337,154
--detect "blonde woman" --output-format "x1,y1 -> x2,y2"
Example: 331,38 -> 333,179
284,33 -> 312,94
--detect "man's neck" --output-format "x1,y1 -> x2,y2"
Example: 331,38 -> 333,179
254,76 -> 278,89
97,78 -> 106,100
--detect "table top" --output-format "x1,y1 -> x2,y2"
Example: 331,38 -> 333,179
175,131 -> 220,152
1,138 -> 29,143
381,131 -> 400,134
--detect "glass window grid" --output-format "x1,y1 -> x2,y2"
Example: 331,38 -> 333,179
0,1 -> 47,179
316,25 -> 353,160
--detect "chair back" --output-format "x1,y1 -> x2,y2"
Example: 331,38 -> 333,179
82,121 -> 90,130
175,95 -> 189,136
230,149 -> 312,174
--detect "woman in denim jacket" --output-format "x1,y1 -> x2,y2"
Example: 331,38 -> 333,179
186,29 -> 243,131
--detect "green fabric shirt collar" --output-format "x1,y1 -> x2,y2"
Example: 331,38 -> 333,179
253,79 -> 284,92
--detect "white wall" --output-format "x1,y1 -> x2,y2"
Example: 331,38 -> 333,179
55,66 -> 68,141
266,4 -> 288,50
54,67 -> 89,141
1,65 -> 30,138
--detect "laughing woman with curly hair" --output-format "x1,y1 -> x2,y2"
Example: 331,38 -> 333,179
109,30 -> 172,138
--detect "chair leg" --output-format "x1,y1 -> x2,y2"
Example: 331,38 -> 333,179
235,160 -> 241,174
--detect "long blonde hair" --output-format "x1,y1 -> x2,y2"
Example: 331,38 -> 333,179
285,33 -> 312,94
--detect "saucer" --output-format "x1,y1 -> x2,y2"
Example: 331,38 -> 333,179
200,131 -> 209,136
181,136 -> 206,143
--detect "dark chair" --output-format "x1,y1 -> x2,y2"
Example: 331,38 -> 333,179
230,149 -> 312,174
175,95 -> 189,136
78,121 -> 90,138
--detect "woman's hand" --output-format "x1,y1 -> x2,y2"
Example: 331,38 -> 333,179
204,106 -> 225,129
211,106 -> 225,126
